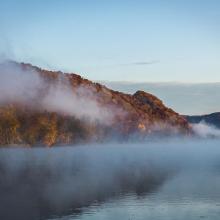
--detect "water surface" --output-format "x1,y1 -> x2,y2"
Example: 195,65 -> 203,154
1,139 -> 220,220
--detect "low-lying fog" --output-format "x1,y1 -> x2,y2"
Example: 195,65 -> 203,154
1,138 -> 220,220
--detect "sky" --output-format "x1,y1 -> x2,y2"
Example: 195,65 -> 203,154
0,0 -> 220,82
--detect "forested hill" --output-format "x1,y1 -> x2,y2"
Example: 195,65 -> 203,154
185,112 -> 220,129
0,61 -> 191,146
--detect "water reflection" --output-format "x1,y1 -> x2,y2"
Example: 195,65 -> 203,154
0,140 -> 220,220
51,170 -> 220,220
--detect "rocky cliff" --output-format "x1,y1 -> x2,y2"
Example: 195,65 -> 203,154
0,61 -> 191,146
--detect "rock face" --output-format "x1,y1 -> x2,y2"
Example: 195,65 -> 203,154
0,61 -> 191,146
185,112 -> 220,128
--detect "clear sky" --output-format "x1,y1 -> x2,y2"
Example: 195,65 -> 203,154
0,0 -> 220,82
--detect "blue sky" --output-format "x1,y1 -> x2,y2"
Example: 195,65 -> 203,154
0,0 -> 220,82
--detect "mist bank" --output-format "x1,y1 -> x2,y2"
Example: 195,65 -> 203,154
0,61 -> 190,147
1,139 -> 220,220
0,61 -> 115,123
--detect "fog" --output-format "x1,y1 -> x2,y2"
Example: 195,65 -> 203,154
192,122 -> 220,138
1,139 -> 220,220
1,61 -> 220,220
0,61 -> 43,104
0,61 -> 118,124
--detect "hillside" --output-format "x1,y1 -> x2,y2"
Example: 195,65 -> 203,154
0,61 -> 191,146
185,112 -> 220,128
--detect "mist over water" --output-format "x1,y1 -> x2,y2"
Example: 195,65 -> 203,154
1,139 -> 220,220
0,62 -> 220,219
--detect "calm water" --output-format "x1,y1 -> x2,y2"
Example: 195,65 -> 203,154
48,140 -> 220,220
49,171 -> 220,220
1,140 -> 220,220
